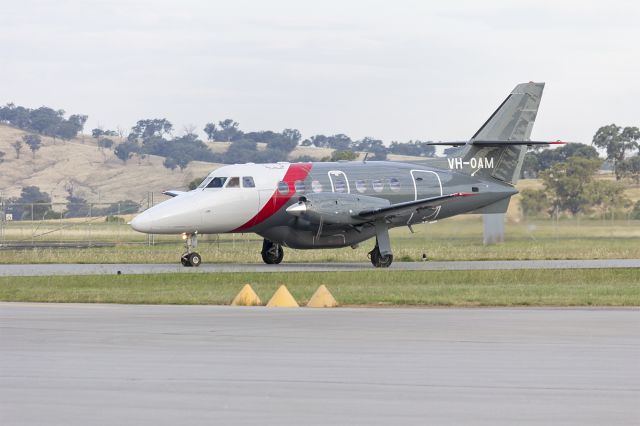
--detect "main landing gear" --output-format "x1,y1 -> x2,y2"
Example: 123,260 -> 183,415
180,233 -> 201,267
368,220 -> 393,268
261,239 -> 284,264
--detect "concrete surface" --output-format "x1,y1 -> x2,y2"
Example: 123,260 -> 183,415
1,303 -> 638,425
1,258 -> 639,276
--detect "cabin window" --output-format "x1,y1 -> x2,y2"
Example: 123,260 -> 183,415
206,177 -> 227,188
294,180 -> 306,193
372,179 -> 384,192
355,180 -> 367,193
389,178 -> 401,192
226,177 -> 240,188
334,180 -> 347,193
311,180 -> 323,193
242,177 -> 255,188
277,181 -> 290,195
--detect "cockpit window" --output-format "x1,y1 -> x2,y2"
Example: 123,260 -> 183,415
206,177 -> 227,188
242,176 -> 255,188
197,177 -> 213,189
226,177 -> 240,188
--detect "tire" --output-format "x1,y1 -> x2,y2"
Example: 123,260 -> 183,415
188,252 -> 202,267
369,246 -> 393,268
261,240 -> 284,264
181,256 -> 191,267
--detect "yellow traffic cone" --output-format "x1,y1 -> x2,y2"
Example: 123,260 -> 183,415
266,285 -> 299,308
306,285 -> 338,308
231,284 -> 261,306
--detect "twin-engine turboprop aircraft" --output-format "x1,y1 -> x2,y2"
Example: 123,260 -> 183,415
131,82 -> 563,267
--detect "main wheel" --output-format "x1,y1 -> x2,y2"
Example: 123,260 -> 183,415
261,240 -> 284,264
369,246 -> 393,268
188,252 -> 202,267
181,255 -> 190,267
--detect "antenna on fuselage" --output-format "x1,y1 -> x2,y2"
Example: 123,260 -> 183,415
363,152 -> 369,163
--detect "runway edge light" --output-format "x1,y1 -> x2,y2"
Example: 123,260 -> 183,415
306,285 -> 338,308
266,285 -> 299,308
231,284 -> 261,306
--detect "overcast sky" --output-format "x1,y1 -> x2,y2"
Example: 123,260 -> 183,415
1,0 -> 638,144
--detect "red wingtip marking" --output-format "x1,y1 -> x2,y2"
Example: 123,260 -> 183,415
453,192 -> 475,197
550,140 -> 567,145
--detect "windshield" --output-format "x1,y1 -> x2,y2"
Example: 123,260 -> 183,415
197,177 -> 213,189
206,177 -> 227,188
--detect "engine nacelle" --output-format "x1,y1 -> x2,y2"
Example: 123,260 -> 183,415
286,192 -> 390,225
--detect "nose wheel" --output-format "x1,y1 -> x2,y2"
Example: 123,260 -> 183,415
180,233 -> 201,267
261,239 -> 284,264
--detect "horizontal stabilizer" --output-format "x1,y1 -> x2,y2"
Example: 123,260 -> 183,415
426,140 -> 568,147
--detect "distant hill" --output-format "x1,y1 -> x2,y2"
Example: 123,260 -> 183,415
0,124 -> 221,204
0,124 -> 426,204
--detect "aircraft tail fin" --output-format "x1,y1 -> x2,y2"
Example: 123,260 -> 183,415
456,82 -> 545,184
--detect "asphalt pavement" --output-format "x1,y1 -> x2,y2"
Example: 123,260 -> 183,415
0,258 -> 639,276
1,303 -> 638,425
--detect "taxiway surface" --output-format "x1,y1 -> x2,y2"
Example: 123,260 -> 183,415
1,258 -> 639,276
1,303 -> 638,425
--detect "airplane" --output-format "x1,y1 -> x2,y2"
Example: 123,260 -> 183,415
130,81 -> 562,268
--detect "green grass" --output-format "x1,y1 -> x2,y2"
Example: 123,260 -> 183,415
1,218 -> 640,264
1,269 -> 638,306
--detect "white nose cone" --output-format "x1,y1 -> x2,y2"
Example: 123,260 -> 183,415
129,211 -> 154,233
286,202 -> 307,216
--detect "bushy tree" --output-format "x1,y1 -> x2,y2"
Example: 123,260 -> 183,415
11,140 -> 23,159
592,124 -> 640,179
540,157 -> 603,215
329,150 -> 357,161
584,179 -> 629,217
521,143 -> 600,178
9,186 -> 54,220
130,118 -> 173,142
23,134 -> 42,158
519,188 -> 548,217
389,140 -> 436,157
114,141 -> 140,163
617,155 -> 640,183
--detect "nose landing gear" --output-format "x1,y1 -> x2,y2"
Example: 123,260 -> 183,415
261,239 -> 284,264
180,233 -> 201,267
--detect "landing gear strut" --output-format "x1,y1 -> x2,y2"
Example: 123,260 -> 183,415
180,233 -> 201,267
261,239 -> 284,264
369,220 -> 393,268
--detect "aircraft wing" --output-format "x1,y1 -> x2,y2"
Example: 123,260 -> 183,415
355,192 -> 475,221
162,190 -> 187,197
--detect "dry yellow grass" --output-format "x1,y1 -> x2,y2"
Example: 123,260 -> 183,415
0,124 -> 221,204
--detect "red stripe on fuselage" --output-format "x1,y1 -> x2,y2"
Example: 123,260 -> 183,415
232,163 -> 312,232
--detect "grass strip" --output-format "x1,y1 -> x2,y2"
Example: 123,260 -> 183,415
1,269 -> 639,307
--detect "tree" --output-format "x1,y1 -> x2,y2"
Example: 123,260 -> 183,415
92,128 -> 105,138
0,151 -> 4,164
631,201 -> 640,220
114,141 -> 139,163
67,114 -> 88,139
540,157 -> 603,215
592,124 -> 640,179
217,119 -> 241,141
204,122 -> 218,141
188,177 -> 207,190
617,155 -> 640,183
130,119 -> 173,142
519,188 -> 548,217
98,138 -> 114,149
23,134 -> 42,158
584,180 -> 629,217
329,150 -> 357,161
10,186 -> 54,220
521,143 -> 600,178
11,140 -> 23,159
